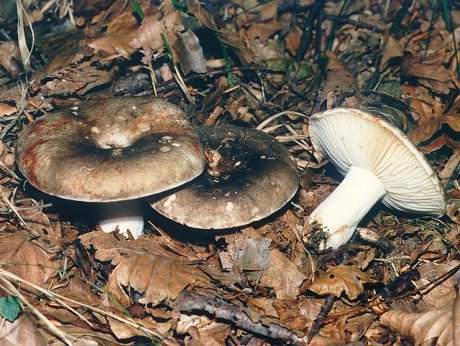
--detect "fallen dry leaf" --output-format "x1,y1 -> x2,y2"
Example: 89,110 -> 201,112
187,322 -> 231,346
380,36 -> 403,70
0,231 -> 57,286
320,53 -> 358,107
0,314 -> 47,346
131,11 -> 183,53
308,265 -> 376,300
106,254 -> 202,306
173,30 -> 207,75
78,230 -> 202,265
416,261 -> 460,309
0,103 -> 17,117
380,292 -> 460,345
446,199 -> 460,224
407,95 -> 460,149
260,248 -> 307,299
0,41 -> 21,77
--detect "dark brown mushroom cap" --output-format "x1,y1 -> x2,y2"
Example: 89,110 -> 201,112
16,97 -> 206,202
149,125 -> 299,229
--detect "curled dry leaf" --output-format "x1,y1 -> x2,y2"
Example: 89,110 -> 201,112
407,94 -> 460,149
380,291 -> 460,345
78,231 -> 201,265
446,200 -> 460,224
308,265 -> 377,300
0,41 -> 21,77
320,52 -> 358,107
88,6 -> 142,58
131,11 -> 183,53
0,232 -> 57,287
106,254 -> 202,306
0,314 -> 47,346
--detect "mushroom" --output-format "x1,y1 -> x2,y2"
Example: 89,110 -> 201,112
16,97 -> 206,238
148,125 -> 299,229
305,107 -> 446,249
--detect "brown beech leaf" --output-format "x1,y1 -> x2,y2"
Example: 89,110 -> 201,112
380,36 -> 403,69
408,95 -> 460,148
380,291 -> 460,345
308,265 -> 376,300
320,52 -> 358,107
446,199 -> 460,224
106,254 -> 202,306
0,232 -> 57,286
187,322 -> 231,346
416,261 -> 460,309
106,315 -> 173,340
0,314 -> 47,346
173,30 -> 207,75
78,230 -> 201,265
259,248 -> 307,299
0,41 -> 21,77
187,0 -> 252,64
88,7 -> 141,58
131,11 -> 183,53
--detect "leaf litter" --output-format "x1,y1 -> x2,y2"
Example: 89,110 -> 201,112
0,0 -> 459,345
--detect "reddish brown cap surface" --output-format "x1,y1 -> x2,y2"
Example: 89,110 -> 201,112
16,97 -> 206,202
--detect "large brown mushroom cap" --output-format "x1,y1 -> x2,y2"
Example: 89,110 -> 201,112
16,97 -> 206,202
149,125 -> 299,229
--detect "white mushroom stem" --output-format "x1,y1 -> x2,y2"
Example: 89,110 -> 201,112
97,200 -> 144,239
307,166 -> 386,249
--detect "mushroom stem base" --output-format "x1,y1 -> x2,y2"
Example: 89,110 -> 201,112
97,200 -> 145,239
306,166 -> 386,249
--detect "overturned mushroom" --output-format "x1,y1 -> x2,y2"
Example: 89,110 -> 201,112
16,97 -> 206,237
148,125 -> 299,229
305,107 -> 445,249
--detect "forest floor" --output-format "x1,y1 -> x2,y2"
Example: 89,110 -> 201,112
0,0 -> 459,345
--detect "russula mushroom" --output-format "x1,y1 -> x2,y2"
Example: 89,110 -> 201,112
306,107 -> 446,249
148,125 -> 299,229
16,97 -> 206,237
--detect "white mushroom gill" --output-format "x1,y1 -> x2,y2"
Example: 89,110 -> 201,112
97,200 -> 145,238
306,108 -> 445,250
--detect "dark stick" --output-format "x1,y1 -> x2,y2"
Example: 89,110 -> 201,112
295,0 -> 325,62
174,290 -> 305,345
307,294 -> 336,343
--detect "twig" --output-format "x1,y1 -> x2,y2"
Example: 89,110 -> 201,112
174,290 -> 305,345
256,111 -> 309,131
307,294 -> 336,343
295,0 -> 325,62
0,275 -> 74,345
0,269 -> 165,341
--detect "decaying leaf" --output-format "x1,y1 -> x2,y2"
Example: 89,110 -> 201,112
0,41 -> 21,77
380,36 -> 403,70
0,314 -> 47,346
308,265 -> 376,300
78,230 -> 202,265
106,254 -> 202,306
320,53 -> 358,108
259,249 -> 307,299
446,200 -> 460,224
380,293 -> 460,345
408,96 -> 460,148
0,232 -> 57,287
187,322 -> 231,346
173,30 -> 207,75
218,228 -> 306,299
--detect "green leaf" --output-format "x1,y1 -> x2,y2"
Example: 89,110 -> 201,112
132,0 -> 144,21
0,295 -> 21,322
